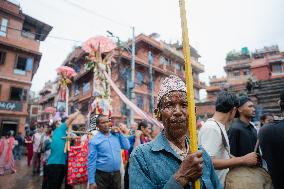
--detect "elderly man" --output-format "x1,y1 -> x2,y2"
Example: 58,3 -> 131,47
129,75 -> 221,189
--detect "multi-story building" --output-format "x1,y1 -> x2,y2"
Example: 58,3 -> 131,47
63,34 -> 205,125
196,45 -> 284,118
26,90 -> 40,129
223,47 -> 251,91
251,45 -> 284,80
37,80 -> 58,125
224,45 -> 284,91
0,0 -> 52,135
206,76 -> 227,100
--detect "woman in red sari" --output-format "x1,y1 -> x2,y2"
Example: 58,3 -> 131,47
25,132 -> 33,167
0,131 -> 16,176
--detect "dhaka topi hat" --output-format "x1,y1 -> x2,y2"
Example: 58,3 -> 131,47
157,75 -> 187,106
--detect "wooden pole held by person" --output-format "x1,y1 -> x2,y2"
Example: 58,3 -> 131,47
178,0 -> 200,188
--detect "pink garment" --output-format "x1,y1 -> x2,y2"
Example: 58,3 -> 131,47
0,137 -> 5,157
0,137 -> 16,175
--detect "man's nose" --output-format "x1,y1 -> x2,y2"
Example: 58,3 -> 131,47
173,104 -> 183,115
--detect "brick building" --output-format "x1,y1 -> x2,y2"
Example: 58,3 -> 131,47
251,46 -> 284,80
224,47 -> 251,91
0,0 -> 52,135
26,90 -> 40,129
37,80 -> 58,124
224,45 -> 284,91
196,45 -> 284,118
63,34 -> 205,126
205,76 -> 227,100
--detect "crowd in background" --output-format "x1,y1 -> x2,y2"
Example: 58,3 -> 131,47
0,76 -> 284,189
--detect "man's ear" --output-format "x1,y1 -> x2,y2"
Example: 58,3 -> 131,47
154,108 -> 161,121
237,106 -> 242,113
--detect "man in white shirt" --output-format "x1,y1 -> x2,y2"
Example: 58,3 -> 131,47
32,125 -> 44,175
198,91 -> 258,187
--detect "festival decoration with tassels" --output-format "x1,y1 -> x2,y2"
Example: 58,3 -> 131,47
56,66 -> 77,103
56,66 -> 77,153
82,36 -> 116,131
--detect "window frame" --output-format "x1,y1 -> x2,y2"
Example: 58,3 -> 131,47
271,63 -> 283,73
136,71 -> 144,86
136,95 -> 144,110
233,71 -> 240,77
0,17 -> 8,37
0,50 -> 6,65
14,54 -> 34,75
243,69 -> 250,76
74,82 -> 79,96
9,87 -> 27,102
82,80 -> 90,95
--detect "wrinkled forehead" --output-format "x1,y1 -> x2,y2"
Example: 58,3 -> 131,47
159,91 -> 187,107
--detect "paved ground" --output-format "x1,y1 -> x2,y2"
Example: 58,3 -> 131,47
0,156 -> 42,189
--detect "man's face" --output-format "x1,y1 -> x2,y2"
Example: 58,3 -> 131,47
97,116 -> 110,134
141,125 -> 151,136
119,123 -> 127,130
158,91 -> 188,139
264,115 -> 274,124
238,101 -> 256,119
131,123 -> 138,131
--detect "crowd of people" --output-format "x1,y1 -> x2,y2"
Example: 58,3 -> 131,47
0,74 -> 284,189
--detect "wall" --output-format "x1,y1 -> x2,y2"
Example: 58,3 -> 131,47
251,66 -> 270,80
0,50 -> 34,81
196,102 -> 215,118
0,1 -> 40,52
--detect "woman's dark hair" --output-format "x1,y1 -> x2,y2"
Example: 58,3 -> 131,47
215,91 -> 239,113
138,120 -> 148,130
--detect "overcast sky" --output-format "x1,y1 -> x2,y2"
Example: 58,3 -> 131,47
18,0 -> 284,98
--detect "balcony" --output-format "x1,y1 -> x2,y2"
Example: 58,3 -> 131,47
21,31 -> 36,40
224,62 -> 250,71
191,58 -> 205,73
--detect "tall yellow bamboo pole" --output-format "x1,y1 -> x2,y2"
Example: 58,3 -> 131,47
178,0 -> 200,188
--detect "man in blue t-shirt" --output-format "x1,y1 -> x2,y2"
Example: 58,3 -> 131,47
42,111 -> 80,189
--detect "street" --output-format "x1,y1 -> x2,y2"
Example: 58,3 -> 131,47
0,157 -> 42,189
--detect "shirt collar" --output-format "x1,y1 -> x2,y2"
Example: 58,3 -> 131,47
151,131 -> 188,161
237,118 -> 253,128
97,131 -> 112,137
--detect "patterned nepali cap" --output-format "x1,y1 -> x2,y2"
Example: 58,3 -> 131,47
157,75 -> 187,106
